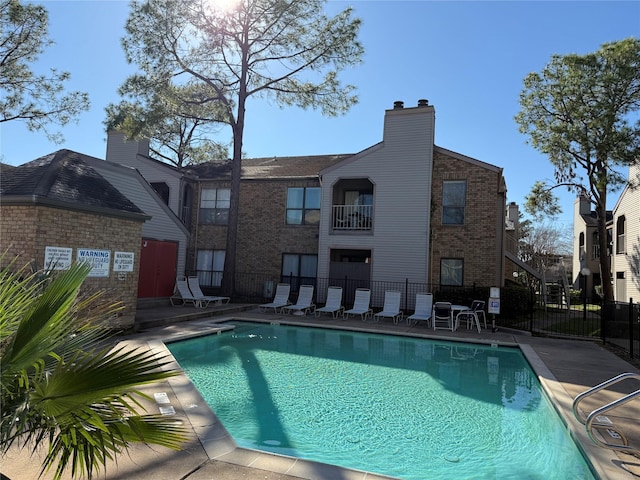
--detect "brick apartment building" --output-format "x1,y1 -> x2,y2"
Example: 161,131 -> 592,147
107,99 -> 510,307
2,100 -> 513,323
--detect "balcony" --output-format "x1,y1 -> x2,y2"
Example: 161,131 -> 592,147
332,204 -> 373,231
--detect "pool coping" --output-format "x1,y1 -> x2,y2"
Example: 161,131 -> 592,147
139,314 -> 633,480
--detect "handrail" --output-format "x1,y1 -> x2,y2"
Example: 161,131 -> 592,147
572,372 -> 640,424
585,390 -> 640,453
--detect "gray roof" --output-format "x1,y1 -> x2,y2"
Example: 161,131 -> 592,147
186,154 -> 352,180
1,150 -> 147,219
580,211 -> 613,227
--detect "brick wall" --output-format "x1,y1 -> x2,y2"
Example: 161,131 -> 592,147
0,205 -> 143,328
191,179 -> 321,280
430,150 -> 505,286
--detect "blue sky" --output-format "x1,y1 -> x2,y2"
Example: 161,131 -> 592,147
1,1 -> 639,229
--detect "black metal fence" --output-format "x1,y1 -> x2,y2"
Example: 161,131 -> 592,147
226,271 -> 492,311
509,292 -> 640,360
202,271 -> 640,359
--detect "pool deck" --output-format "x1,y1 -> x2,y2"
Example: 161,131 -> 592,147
3,304 -> 640,480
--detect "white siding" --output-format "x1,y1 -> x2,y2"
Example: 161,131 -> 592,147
318,105 -> 435,284
106,131 -> 183,215
87,159 -> 189,278
612,163 -> 640,302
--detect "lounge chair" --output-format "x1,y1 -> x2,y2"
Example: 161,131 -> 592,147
315,286 -> 344,318
343,288 -> 373,321
407,293 -> 433,326
259,283 -> 291,313
187,276 -> 230,307
373,290 -> 403,324
170,277 -> 202,307
432,301 -> 453,331
283,285 -> 315,315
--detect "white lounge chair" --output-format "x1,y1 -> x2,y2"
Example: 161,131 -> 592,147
283,285 -> 315,315
259,283 -> 291,313
432,301 -> 453,331
187,276 -> 230,307
170,278 -> 202,307
315,286 -> 344,318
407,293 -> 433,326
343,288 -> 373,321
373,290 -> 403,324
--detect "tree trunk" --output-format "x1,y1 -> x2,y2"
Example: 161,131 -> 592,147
595,196 -> 614,302
221,29 -> 250,297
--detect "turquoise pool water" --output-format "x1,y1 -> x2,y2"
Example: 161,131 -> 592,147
167,322 -> 595,479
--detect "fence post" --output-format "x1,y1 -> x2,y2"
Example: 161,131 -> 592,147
405,278 -> 409,310
630,298 -> 634,359
601,299 -> 607,344
529,287 -> 534,334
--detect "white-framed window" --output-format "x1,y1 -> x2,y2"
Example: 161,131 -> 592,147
196,249 -> 225,287
440,258 -> 463,286
286,187 -> 320,225
442,180 -> 466,225
616,216 -> 626,254
199,188 -> 230,225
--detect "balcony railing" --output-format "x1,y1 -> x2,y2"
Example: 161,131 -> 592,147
332,205 -> 373,231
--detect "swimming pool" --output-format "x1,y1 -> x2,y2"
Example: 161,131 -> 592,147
167,322 -> 595,479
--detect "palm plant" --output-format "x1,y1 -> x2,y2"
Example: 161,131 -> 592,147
0,259 -> 189,479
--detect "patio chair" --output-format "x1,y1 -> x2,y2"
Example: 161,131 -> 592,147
432,301 -> 453,331
407,293 -> 433,326
373,290 -> 403,324
283,285 -> 316,316
343,288 -> 373,321
454,300 -> 485,333
315,286 -> 344,319
259,283 -> 291,313
170,277 -> 202,307
187,276 -> 230,308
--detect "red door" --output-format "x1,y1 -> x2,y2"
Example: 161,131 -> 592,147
137,239 -> 178,298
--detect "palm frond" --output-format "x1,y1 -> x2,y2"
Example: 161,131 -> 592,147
1,257 -> 190,479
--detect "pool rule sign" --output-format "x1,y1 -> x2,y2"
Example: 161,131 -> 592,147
488,287 -> 500,332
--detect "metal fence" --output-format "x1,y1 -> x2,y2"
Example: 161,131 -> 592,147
201,271 -> 640,359
510,292 -> 640,360
225,271 -> 493,311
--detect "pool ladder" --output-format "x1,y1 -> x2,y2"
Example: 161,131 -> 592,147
572,372 -> 640,455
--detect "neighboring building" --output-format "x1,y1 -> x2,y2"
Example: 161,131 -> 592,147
107,100 -> 510,305
0,151 -> 149,327
610,163 -> 640,302
0,149 -> 190,327
573,194 -> 613,301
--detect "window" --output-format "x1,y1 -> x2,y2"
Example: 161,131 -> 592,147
440,258 -> 463,286
199,188 -> 230,224
196,250 -> 225,287
151,182 -> 170,205
616,216 -> 626,254
442,181 -> 466,225
282,254 -> 318,290
286,187 -> 320,225
592,231 -> 600,259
